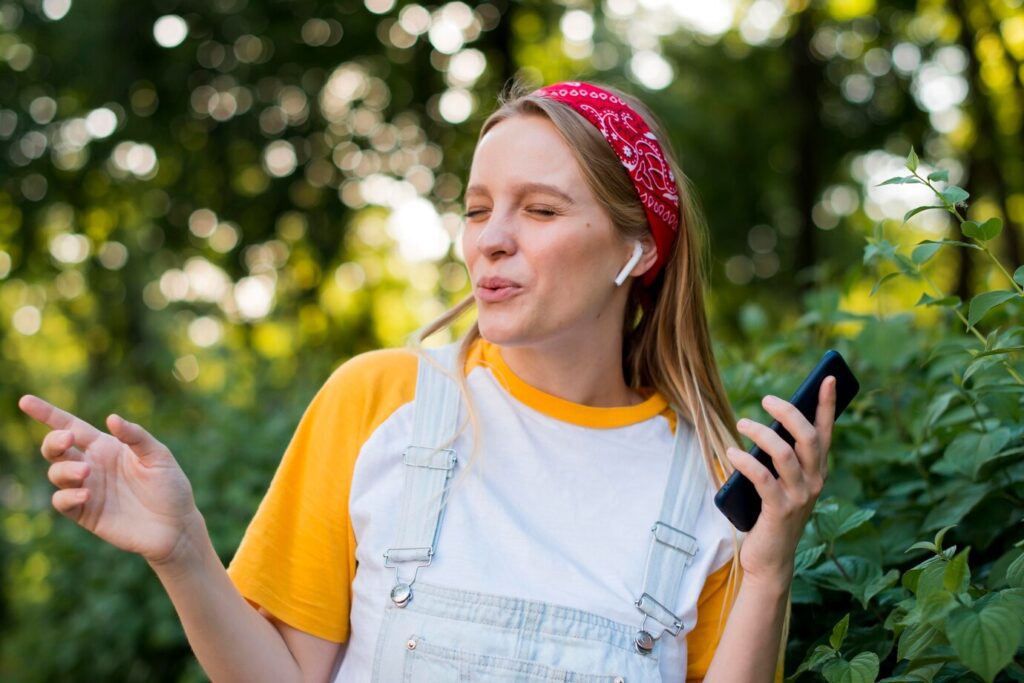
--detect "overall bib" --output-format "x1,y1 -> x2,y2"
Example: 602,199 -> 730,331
369,344 -> 712,682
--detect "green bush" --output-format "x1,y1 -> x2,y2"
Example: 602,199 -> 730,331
777,149 -> 1024,682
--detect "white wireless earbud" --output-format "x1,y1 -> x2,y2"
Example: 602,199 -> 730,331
614,241 -> 644,287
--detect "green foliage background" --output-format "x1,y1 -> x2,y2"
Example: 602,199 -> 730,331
0,0 -> 1022,680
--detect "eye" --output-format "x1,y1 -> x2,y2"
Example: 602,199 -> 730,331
528,207 -> 559,217
464,209 -> 489,219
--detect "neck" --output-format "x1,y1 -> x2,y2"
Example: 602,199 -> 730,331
497,334 -> 643,408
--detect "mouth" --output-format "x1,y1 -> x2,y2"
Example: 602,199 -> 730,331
476,277 -> 523,303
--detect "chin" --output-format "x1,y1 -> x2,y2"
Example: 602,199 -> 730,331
476,314 -> 531,347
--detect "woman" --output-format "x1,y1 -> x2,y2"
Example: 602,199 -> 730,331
19,79 -> 836,682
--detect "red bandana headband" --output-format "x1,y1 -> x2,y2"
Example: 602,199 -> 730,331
531,81 -> 680,286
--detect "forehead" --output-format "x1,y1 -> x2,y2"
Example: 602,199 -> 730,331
466,115 -> 583,194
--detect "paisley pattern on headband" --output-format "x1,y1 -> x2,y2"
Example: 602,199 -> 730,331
531,81 -> 681,285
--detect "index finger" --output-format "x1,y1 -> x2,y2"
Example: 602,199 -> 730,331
18,394 -> 104,446
814,377 -> 837,457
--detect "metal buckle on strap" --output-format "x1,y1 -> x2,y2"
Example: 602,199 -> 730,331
403,446 -> 457,470
651,521 -> 699,556
383,547 -> 434,608
635,592 -> 684,636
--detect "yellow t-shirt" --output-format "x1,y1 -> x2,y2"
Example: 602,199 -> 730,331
226,337 -> 784,681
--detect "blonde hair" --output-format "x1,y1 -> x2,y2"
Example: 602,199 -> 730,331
406,76 -> 790,668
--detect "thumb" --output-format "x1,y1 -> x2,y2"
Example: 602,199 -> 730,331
107,414 -> 173,465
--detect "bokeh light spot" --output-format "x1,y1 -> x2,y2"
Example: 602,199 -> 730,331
153,15 -> 188,48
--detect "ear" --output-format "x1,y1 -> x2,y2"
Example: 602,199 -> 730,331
629,233 -> 659,279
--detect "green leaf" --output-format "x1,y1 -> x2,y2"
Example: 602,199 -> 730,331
876,175 -> 923,186
1014,264 -> 1024,289
946,602 -> 1021,682
923,394 -> 957,429
940,186 -> 969,206
906,146 -> 919,172
971,345 -> 1024,359
920,589 -> 959,627
914,292 -> 960,308
943,547 -> 971,593
995,588 -> 1024,619
923,483 -> 989,529
795,543 -> 826,573
821,651 -> 880,683
814,499 -> 876,542
967,290 -> 1018,330
897,621 -> 944,662
905,541 -> 939,555
963,353 -> 1006,384
787,644 -> 838,681
927,169 -> 949,182
869,271 -> 902,296
934,428 -> 1012,480
911,242 -> 943,265
894,253 -> 920,277
1006,553 -> 1024,589
915,561 -> 948,601
934,525 -> 957,553
805,556 -> 899,608
978,217 -> 1002,240
904,205 -> 943,223
830,613 -> 851,649
914,238 -> 982,251
961,217 -> 1002,241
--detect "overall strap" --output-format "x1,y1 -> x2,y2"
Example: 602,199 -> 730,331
632,413 -> 708,653
382,343 -> 463,607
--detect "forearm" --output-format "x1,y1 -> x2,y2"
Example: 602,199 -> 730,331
702,574 -> 789,683
148,512 -> 303,683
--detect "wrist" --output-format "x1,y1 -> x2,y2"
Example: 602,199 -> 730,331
740,568 -> 793,599
147,510 -> 214,579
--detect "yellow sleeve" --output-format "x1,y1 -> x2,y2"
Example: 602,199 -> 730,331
685,558 -> 786,682
225,348 -> 418,642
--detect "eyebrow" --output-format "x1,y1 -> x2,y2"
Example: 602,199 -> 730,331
464,182 -> 576,205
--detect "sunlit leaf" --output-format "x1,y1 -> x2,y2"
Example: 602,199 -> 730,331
944,548 -> 971,593
906,146 -> 919,172
904,205 -> 943,223
876,175 -> 922,186
940,186 -> 969,206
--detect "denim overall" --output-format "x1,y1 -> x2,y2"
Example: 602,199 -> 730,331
369,344 -> 710,682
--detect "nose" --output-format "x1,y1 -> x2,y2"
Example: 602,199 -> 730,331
473,208 -> 518,259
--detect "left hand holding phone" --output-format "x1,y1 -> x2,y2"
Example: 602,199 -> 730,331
723,376 -> 837,587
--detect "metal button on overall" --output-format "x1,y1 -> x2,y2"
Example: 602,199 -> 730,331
390,582 -> 412,607
634,629 -> 655,654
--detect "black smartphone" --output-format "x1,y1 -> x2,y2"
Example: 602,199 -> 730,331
713,350 -> 860,532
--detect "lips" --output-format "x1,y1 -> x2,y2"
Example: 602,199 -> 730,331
476,276 -> 523,303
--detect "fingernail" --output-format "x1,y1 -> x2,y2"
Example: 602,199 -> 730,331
738,418 -> 749,428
